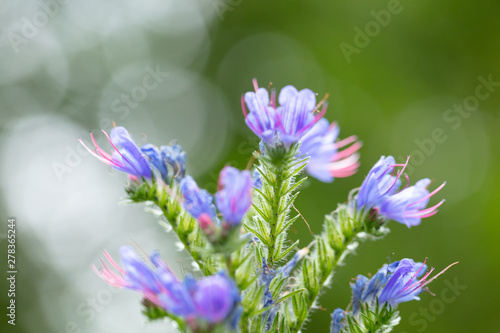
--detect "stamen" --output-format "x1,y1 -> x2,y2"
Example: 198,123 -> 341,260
422,262 -> 459,287
270,89 -> 276,109
335,135 -> 358,149
408,182 -> 446,207
311,93 -> 329,114
241,95 -> 248,117
79,138 -> 118,167
252,78 -> 259,93
103,251 -> 126,274
332,141 -> 362,162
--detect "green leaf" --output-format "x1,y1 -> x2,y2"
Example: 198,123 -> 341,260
274,239 -> 300,262
252,203 -> 270,222
244,223 -> 270,245
275,288 -> 307,304
275,214 -> 300,236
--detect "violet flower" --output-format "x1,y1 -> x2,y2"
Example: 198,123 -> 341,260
276,85 -> 327,148
180,176 -> 216,220
242,79 -> 327,149
193,272 -> 240,323
141,142 -> 187,184
379,178 -> 446,228
356,156 -> 402,211
356,156 -> 445,227
378,259 -> 430,306
215,166 -> 253,225
80,126 -> 151,179
300,118 -> 361,182
242,79 -> 277,146
93,246 -> 240,325
330,308 -> 345,333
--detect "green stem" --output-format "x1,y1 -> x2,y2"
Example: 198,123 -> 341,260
267,165 -> 284,268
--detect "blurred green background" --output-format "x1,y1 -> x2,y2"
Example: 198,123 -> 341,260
1,0 -> 499,332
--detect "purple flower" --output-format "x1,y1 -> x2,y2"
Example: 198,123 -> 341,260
379,259 -> 430,307
350,275 -> 369,315
193,272 -> 240,323
276,85 -> 326,148
91,246 -> 163,306
242,79 -> 327,149
379,178 -> 446,227
300,118 -> 361,182
330,308 -> 345,333
180,176 -> 216,220
252,169 -> 262,189
242,79 -> 278,146
215,166 -> 253,225
277,248 -> 309,277
161,143 -> 186,180
80,127 -> 151,179
356,156 -> 402,211
141,142 -> 187,184
141,144 -> 168,180
356,156 -> 445,227
360,261 -> 399,305
93,247 -> 240,325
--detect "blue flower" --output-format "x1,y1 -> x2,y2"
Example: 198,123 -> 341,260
350,275 -> 369,315
242,79 -> 277,146
276,85 -> 326,148
356,156 -> 402,211
141,143 -> 187,184
180,176 -> 216,220
242,79 -> 328,149
300,118 -> 361,182
360,261 -> 399,305
378,259 -> 429,307
93,247 -> 240,325
356,156 -> 445,227
252,169 -> 262,189
161,143 -> 186,180
215,166 -> 253,225
80,126 -> 151,179
193,272 -> 241,323
277,248 -> 309,277
330,308 -> 345,333
141,144 -> 168,180
379,179 -> 446,227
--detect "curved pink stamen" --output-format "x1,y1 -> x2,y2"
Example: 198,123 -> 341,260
405,200 -> 445,218
408,182 -> 446,208
79,138 -> 124,168
252,78 -> 259,92
103,251 -> 126,274
334,135 -> 358,149
241,95 -> 248,118
90,132 -> 113,161
332,141 -> 362,162
270,89 -> 276,109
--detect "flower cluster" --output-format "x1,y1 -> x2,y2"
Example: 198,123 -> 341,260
93,246 -> 240,328
331,258 -> 457,332
242,79 -> 360,182
80,126 -> 186,184
356,156 -> 446,227
82,78 -> 454,333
